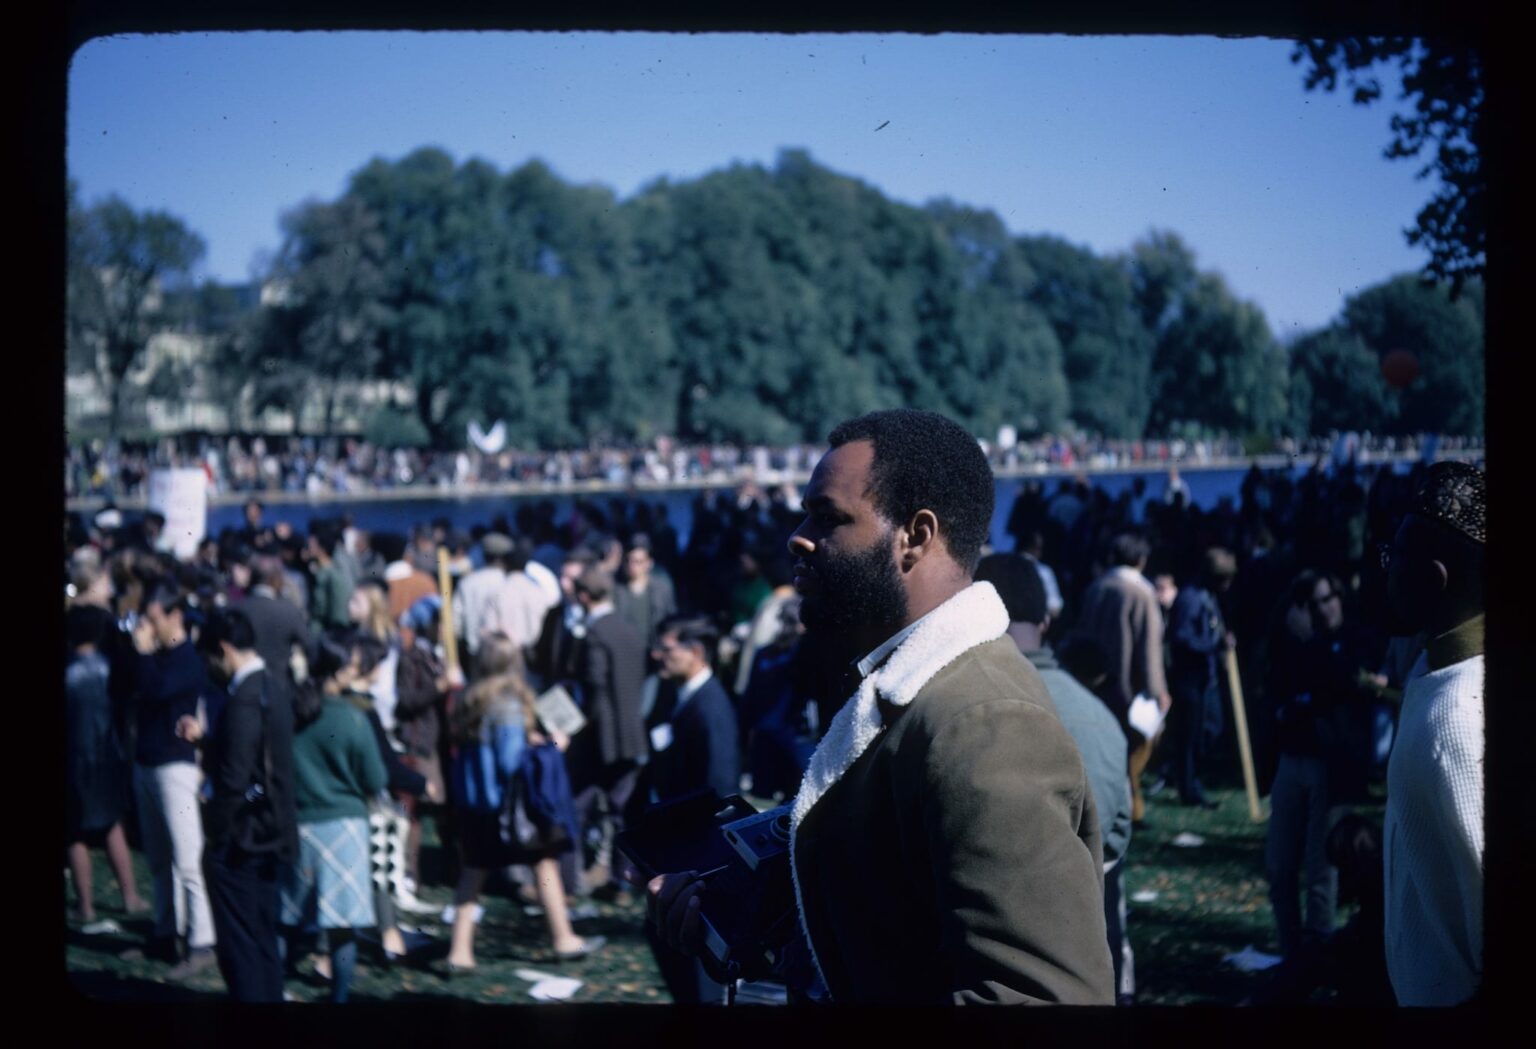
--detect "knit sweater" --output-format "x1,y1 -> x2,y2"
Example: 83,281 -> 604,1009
291,698 -> 388,824
132,642 -> 205,768
1383,615 -> 1484,1006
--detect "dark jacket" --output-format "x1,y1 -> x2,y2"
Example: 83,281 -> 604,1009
395,640 -> 445,760
203,666 -> 299,863
531,601 -> 583,688
1273,624 -> 1377,804
740,643 -> 818,801
235,589 -> 313,688
519,742 -> 582,854
131,642 -> 206,768
1168,583 -> 1225,691
613,572 -> 677,649
647,674 -> 741,804
577,612 -> 648,766
355,696 -> 427,798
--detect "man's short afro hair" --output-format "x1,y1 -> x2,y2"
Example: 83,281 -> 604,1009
827,408 -> 994,573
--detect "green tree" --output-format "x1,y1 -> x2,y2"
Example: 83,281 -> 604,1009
925,202 -> 1069,435
1286,327 -> 1396,435
344,150 -> 674,448
1292,38 -> 1483,290
66,182 -> 207,434
1127,231 -> 1287,437
246,195 -> 393,432
1338,274 -> 1483,435
1018,234 -> 1154,438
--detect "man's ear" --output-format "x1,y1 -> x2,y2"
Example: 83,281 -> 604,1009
899,510 -> 940,569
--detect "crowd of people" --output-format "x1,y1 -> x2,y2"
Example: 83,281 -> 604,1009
64,428 -> 1481,504
64,409 -> 1485,1005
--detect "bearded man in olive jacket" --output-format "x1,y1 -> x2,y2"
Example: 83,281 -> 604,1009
651,410 -> 1113,1004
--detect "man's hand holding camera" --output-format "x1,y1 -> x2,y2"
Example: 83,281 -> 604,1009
646,871 -> 709,955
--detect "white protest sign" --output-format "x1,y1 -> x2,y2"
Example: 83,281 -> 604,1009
147,468 -> 207,561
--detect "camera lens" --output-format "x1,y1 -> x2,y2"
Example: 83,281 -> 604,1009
770,813 -> 791,842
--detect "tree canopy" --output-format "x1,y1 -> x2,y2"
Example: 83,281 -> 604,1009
1288,274 -> 1483,437
67,181 -> 207,434
69,150 -> 1485,447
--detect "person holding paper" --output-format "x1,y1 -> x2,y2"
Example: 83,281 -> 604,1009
1073,533 -> 1172,824
444,634 -> 603,972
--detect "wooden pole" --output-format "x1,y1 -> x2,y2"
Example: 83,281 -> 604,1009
1224,647 -> 1264,823
436,547 -> 459,678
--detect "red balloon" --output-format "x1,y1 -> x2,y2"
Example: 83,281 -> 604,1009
1380,349 -> 1419,389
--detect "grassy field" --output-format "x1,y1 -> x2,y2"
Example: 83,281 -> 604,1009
64,779 -> 1376,1006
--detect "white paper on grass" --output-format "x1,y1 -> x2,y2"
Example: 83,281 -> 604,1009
1223,946 -> 1283,972
515,969 -> 583,1001
529,978 -> 583,1001
1127,693 -> 1165,739
1171,832 -> 1206,848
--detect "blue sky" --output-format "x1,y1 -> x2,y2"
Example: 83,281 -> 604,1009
67,31 -> 1430,336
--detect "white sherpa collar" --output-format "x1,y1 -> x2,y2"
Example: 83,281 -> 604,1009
787,580 -> 1010,997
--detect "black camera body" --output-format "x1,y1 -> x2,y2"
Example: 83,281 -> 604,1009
617,791 -> 800,985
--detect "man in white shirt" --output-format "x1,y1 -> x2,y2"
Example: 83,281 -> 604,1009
490,539 -> 562,656
1382,460 -> 1485,1006
451,533 -> 511,667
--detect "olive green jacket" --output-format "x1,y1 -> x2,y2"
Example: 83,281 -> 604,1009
789,582 -> 1114,1004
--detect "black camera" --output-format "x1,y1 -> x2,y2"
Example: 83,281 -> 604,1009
616,791 -> 799,985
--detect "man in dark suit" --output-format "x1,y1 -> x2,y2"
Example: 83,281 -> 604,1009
569,565 -> 648,893
645,615 -> 740,806
528,545 -> 597,691
234,554 -> 313,688
188,608 -> 299,1003
639,613 -> 741,1004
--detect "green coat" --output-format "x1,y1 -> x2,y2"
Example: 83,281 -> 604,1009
790,583 -> 1114,1004
308,561 -> 354,634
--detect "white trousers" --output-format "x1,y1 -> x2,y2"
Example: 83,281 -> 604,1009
134,762 -> 216,949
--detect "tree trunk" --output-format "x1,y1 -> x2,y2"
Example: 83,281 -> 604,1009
106,375 -> 122,440
416,384 -> 441,449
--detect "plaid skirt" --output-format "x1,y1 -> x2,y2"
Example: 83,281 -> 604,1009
279,817 -> 376,930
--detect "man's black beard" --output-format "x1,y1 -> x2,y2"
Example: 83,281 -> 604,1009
799,536 -> 908,660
